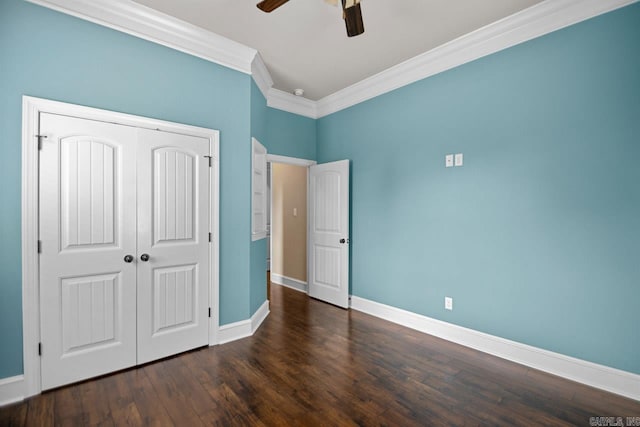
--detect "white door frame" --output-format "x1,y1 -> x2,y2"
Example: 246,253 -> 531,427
21,96 -> 220,397
266,154 -> 316,168
265,154 -> 316,292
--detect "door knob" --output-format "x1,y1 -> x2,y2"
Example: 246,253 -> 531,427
140,253 -> 150,262
124,254 -> 134,263
339,238 -> 346,244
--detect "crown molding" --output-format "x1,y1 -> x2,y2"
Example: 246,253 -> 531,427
252,53 -> 320,117
24,0 -> 637,119
26,0 -> 257,74
267,88 -> 318,119
315,0 -> 638,118
251,52 -> 274,99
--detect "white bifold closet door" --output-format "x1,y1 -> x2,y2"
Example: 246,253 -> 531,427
39,113 -> 210,390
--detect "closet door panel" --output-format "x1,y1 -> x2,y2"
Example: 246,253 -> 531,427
39,113 -> 137,390
136,128 -> 210,364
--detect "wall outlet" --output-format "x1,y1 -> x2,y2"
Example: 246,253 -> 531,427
445,154 -> 454,168
445,297 -> 453,311
454,153 -> 463,167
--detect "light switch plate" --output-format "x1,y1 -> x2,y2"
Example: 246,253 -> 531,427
445,154 -> 454,168
293,208 -> 297,217
445,297 -> 453,311
454,153 -> 463,167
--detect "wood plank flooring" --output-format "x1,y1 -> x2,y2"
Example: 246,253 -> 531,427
2,283 -> 639,426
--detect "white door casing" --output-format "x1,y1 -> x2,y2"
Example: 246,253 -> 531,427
308,160 -> 350,308
22,97 -> 219,397
37,109 -> 214,390
39,113 -> 138,390
264,154 -> 316,291
136,128 -> 210,364
252,138 -> 267,241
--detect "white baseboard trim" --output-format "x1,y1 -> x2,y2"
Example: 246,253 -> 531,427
251,300 -> 270,333
217,319 -> 252,344
271,273 -> 308,293
218,319 -> 251,344
217,300 -> 270,345
0,375 -> 25,407
350,296 -> 640,401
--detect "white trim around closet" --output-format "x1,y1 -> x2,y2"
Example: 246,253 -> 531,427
21,96 -> 220,399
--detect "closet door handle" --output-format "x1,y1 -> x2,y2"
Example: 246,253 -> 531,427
124,254 -> 134,263
140,253 -> 150,262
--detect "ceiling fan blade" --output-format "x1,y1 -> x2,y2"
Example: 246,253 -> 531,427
342,0 -> 364,37
256,0 -> 289,13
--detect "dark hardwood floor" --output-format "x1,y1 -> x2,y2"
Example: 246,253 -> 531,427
2,283 -> 639,426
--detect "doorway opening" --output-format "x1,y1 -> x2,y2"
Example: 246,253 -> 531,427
266,155 -> 315,300
262,153 -> 350,309
268,162 -> 309,295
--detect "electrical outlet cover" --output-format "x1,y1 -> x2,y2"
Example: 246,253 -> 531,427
445,154 -> 454,168
454,153 -> 463,167
445,297 -> 453,310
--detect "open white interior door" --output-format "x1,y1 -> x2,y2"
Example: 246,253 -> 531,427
308,160 -> 350,308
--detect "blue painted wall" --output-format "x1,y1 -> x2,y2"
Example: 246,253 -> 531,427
251,80 -> 317,162
0,0 -> 253,378
317,4 -> 640,374
266,108 -> 317,161
250,81 -> 268,314
249,81 -> 317,315
2,0 -> 637,382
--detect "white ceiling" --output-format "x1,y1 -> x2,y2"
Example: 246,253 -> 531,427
131,0 -> 543,100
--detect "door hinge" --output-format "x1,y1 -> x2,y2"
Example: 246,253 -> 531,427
208,232 -> 212,242
36,134 -> 47,150
204,155 -> 212,167
38,342 -> 42,356
208,307 -> 212,318
37,240 -> 42,254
